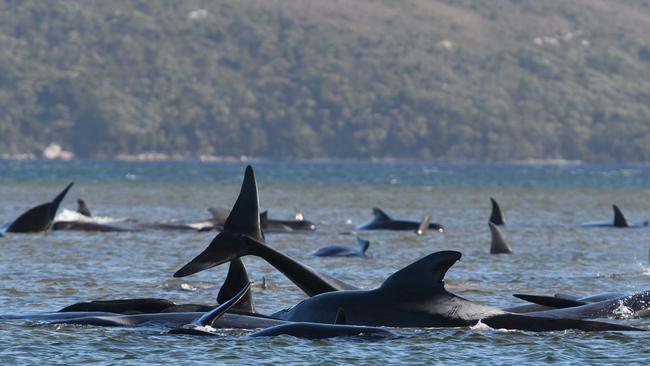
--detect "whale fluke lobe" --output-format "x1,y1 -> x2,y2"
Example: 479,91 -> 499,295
7,182 -> 74,233
489,197 -> 505,226
224,165 -> 263,240
416,215 -> 431,235
217,258 -> 255,313
612,205 -> 629,228
489,222 -> 512,254
77,199 -> 92,217
513,294 -> 587,309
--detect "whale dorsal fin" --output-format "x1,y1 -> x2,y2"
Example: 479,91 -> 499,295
489,222 -> 512,254
612,205 -> 629,228
77,199 -> 92,217
217,258 -> 255,313
223,166 -> 262,240
379,251 -> 461,292
195,282 -> 252,327
372,208 -> 391,222
416,215 -> 431,236
489,198 -> 505,225
7,182 -> 74,233
356,236 -> 370,254
513,294 -> 587,309
335,307 -> 347,325
294,208 -> 304,221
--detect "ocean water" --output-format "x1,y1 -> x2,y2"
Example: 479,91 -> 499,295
1,160 -> 649,365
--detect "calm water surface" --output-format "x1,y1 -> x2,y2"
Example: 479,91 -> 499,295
1,161 -> 649,365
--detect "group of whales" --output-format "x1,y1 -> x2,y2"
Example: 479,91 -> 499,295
3,165 -> 650,340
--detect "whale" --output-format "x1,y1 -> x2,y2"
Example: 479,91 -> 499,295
509,291 -> 650,319
489,222 -> 512,254
52,221 -> 134,232
169,283 -> 394,339
174,165 -> 357,296
77,199 -> 92,217
267,250 -> 641,331
581,205 -> 648,228
357,208 -> 443,232
489,197 -> 505,225
312,237 -> 370,257
5,182 -> 73,233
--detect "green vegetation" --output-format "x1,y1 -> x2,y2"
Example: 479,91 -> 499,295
1,0 -> 649,162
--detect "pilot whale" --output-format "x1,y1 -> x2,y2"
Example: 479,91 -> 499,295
5,182 -> 73,233
357,208 -> 443,232
312,237 -> 370,257
170,283 -> 394,339
582,205 -> 648,228
207,207 -> 317,233
268,250 -> 641,331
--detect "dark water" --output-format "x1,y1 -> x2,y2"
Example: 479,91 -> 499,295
1,161 -> 649,365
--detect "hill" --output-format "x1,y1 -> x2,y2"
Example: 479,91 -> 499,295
1,0 -> 649,162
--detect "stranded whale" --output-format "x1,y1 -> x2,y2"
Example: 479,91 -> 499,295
357,208 -> 443,232
582,205 -> 648,228
312,237 -> 370,257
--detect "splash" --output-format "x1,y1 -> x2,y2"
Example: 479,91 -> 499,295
54,209 -> 127,224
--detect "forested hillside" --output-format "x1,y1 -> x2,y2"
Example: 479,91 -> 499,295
1,0 -> 649,162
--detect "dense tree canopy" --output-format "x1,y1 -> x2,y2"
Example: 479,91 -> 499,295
1,0 -> 649,162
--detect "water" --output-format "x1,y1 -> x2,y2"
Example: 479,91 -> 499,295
1,161 -> 649,365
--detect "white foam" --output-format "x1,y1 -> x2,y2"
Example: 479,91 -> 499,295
55,209 -> 128,224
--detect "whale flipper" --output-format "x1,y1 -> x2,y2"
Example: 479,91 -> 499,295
356,237 -> 370,255
489,222 -> 512,254
513,294 -> 587,309
415,215 -> 431,236
217,258 -> 255,313
7,182 -> 73,233
489,198 -> 505,226
613,205 -> 629,228
77,199 -> 92,217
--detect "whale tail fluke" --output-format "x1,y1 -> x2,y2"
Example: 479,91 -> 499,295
489,222 -> 512,254
7,182 -> 74,233
489,197 -> 505,226
174,166 -> 262,278
612,205 -> 629,228
415,215 -> 431,236
356,236 -> 370,255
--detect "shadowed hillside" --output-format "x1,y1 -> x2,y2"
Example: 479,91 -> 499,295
1,0 -> 649,161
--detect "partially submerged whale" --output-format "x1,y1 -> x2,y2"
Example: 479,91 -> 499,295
357,208 -> 443,232
4,182 -> 73,233
169,283 -> 394,339
489,198 -> 505,226
208,207 -> 317,233
312,237 -> 370,257
489,222 -> 512,254
582,205 -> 648,228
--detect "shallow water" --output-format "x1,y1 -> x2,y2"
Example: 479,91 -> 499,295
1,161 -> 649,365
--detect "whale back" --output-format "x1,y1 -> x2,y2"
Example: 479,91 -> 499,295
7,182 -> 73,233
489,197 -> 505,225
489,222 -> 512,254
612,205 -> 629,228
